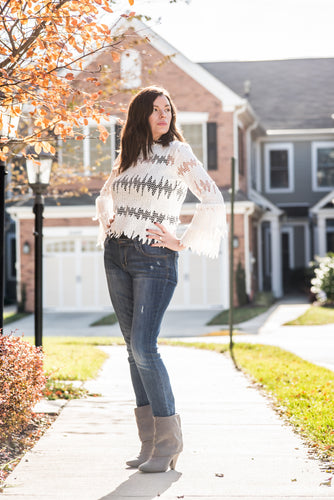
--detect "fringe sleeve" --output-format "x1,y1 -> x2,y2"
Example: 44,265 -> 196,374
94,167 -> 118,248
176,143 -> 227,258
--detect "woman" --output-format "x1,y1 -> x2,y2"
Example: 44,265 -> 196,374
95,86 -> 227,473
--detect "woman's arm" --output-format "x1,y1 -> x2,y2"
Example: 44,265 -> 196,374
175,143 -> 227,258
94,168 -> 118,247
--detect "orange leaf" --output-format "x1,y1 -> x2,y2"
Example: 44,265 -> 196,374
128,0 -> 134,5
111,51 -> 120,63
65,73 -> 74,80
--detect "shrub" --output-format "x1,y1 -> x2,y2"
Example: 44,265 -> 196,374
0,334 -> 46,442
310,253 -> 334,306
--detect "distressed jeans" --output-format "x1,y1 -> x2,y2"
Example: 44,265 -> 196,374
104,235 -> 178,417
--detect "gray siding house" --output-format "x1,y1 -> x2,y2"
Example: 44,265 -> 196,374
202,58 -> 334,296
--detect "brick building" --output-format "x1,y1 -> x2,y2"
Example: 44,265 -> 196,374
9,19 -> 261,312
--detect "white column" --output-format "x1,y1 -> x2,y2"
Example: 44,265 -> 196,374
244,209 -> 251,295
318,215 -> 327,256
270,216 -> 283,298
257,220 -> 263,291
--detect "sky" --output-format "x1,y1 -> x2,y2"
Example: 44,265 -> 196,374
110,0 -> 334,62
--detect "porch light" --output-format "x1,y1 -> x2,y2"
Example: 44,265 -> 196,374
26,148 -> 54,347
0,98 -> 22,331
26,150 -> 53,194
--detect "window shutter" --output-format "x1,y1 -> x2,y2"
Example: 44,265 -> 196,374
115,123 -> 122,154
207,122 -> 217,170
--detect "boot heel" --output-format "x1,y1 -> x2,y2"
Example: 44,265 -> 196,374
170,453 -> 180,470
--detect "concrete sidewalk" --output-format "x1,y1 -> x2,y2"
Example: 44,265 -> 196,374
3,345 -> 333,499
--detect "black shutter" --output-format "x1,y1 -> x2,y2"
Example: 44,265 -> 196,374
207,122 -> 217,170
115,123 -> 122,154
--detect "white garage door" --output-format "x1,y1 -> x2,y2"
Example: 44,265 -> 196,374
43,227 -> 229,311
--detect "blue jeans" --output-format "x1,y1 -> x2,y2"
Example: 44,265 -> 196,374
104,235 -> 178,417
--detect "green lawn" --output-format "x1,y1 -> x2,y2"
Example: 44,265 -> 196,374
207,305 -> 269,325
22,335 -> 334,462
25,336 -> 125,399
285,305 -> 334,325
163,340 -> 334,463
90,313 -> 118,326
3,312 -> 30,325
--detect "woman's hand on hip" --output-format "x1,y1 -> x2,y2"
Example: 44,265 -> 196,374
107,216 -> 115,229
146,222 -> 186,252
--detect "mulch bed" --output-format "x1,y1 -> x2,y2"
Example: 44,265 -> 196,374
0,413 -> 57,491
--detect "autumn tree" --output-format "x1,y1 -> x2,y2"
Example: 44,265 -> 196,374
0,0 -> 141,195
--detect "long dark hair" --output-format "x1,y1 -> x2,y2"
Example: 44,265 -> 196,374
118,86 -> 184,173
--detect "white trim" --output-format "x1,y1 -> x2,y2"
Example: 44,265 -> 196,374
255,141 -> 261,191
178,119 -> 208,170
264,226 -> 271,278
264,142 -> 294,194
244,208 -> 253,295
246,121 -> 259,196
311,141 -> 334,192
222,233 -> 230,309
318,215 -> 327,256
257,221 -> 263,291
281,226 -> 294,269
270,217 -> 283,297
267,128 -> 334,136
79,18 -> 244,111
128,19 -> 244,110
44,226 -> 98,238
310,189 -> 334,213
249,188 -> 283,215
177,112 -> 209,124
7,205 -> 96,220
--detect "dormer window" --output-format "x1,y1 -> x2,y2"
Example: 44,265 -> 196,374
120,49 -> 141,89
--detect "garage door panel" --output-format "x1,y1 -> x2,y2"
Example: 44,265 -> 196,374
44,230 -> 228,310
44,256 -> 60,308
62,256 -> 77,307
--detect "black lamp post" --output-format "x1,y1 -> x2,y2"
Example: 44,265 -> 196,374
0,102 -> 21,331
26,150 -> 53,347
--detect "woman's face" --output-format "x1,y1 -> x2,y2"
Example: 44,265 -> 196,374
148,95 -> 172,141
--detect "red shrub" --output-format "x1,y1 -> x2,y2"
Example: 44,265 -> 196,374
0,334 -> 46,441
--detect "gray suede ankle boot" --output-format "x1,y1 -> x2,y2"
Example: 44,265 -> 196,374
126,405 -> 154,468
139,414 -> 183,473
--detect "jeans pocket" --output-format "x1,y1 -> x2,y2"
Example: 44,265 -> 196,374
134,240 -> 176,259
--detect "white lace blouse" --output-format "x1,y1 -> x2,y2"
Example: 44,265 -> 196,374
94,140 -> 227,258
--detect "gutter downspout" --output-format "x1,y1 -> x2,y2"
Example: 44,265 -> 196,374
233,102 -> 248,192
244,205 -> 255,297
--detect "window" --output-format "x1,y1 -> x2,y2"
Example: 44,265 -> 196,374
59,122 -> 120,173
264,143 -> 294,193
120,49 -> 141,89
312,142 -> 334,191
177,113 -> 214,170
88,126 -> 112,173
60,128 -> 85,172
181,123 -> 204,163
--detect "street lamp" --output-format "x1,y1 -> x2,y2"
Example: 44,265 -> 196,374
0,100 -> 21,331
26,150 -> 53,347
